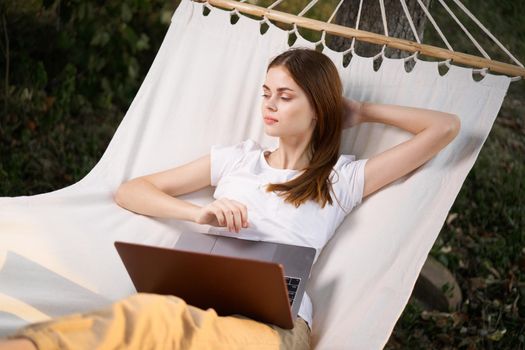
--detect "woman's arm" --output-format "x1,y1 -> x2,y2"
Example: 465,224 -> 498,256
114,154 -> 211,221
359,101 -> 459,134
114,178 -> 202,221
341,98 -> 363,129
344,99 -> 461,199
114,154 -> 250,233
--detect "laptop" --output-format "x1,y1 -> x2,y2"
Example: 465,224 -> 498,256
114,231 -> 316,329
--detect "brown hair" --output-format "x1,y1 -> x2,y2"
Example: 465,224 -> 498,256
264,47 -> 345,210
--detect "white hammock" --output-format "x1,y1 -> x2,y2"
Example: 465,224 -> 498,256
0,0 -> 512,348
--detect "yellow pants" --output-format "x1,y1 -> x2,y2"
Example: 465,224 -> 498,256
5,293 -> 311,350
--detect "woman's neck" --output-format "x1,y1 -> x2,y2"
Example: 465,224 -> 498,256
266,143 -> 312,171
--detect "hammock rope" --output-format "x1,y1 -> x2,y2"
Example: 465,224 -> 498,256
415,0 -> 454,51
436,0 -> 490,60
399,0 -> 422,44
450,0 -> 524,70
205,0 -> 523,82
379,0 -> 389,37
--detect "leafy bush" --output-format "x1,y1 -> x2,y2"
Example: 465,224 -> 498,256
0,0 -> 178,195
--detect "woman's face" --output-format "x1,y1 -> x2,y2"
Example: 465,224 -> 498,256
261,66 -> 316,139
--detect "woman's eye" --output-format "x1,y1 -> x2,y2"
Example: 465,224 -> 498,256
261,94 -> 291,101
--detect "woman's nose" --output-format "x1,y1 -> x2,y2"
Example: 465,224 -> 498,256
265,98 -> 277,110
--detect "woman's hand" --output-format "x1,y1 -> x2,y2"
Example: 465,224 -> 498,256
194,198 -> 249,233
342,97 -> 363,129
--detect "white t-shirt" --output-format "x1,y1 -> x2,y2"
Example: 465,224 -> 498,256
208,138 -> 368,330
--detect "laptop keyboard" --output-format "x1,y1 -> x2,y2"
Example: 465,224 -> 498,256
284,276 -> 301,306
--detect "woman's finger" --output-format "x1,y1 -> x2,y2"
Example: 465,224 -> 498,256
214,201 -> 236,232
210,202 -> 228,228
229,199 -> 248,227
221,200 -> 243,233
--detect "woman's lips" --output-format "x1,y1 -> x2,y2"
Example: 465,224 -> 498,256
264,117 -> 278,125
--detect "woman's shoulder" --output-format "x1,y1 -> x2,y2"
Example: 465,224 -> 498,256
334,154 -> 357,168
212,138 -> 262,153
239,138 -> 264,151
209,138 -> 263,186
209,139 -> 263,168
331,153 -> 369,209
332,153 -> 367,182
226,139 -> 264,157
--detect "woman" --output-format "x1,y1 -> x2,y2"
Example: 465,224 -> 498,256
0,47 -> 460,350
